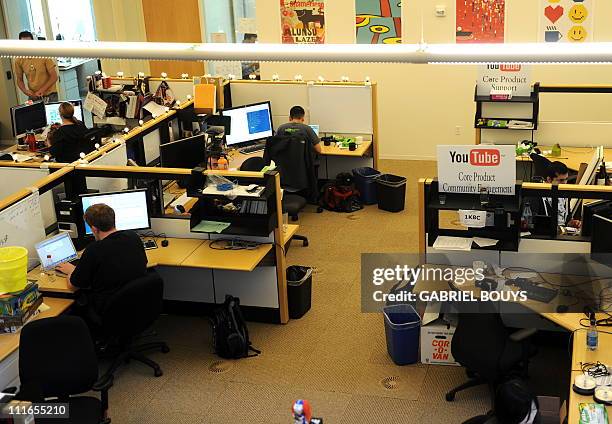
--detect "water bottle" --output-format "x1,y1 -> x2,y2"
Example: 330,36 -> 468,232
521,201 -> 533,231
587,314 -> 598,351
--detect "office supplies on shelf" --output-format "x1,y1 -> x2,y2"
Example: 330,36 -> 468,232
202,184 -> 265,198
432,236 -> 473,251
192,220 -> 231,233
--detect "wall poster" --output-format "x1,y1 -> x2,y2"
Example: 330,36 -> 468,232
355,0 -> 402,44
280,0 -> 326,44
540,0 -> 593,43
456,0 -> 506,43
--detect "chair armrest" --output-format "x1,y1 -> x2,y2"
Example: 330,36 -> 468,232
509,328 -> 537,342
92,375 -> 113,392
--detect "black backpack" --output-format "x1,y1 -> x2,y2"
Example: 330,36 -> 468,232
210,296 -> 260,359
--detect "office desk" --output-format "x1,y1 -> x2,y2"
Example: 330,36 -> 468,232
227,139 -> 375,179
181,240 -> 272,272
516,146 -> 612,172
282,224 -> 300,247
568,370 -> 612,424
144,237 -> 205,267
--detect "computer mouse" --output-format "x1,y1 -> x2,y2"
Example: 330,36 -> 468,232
556,305 -> 569,313
161,239 -> 169,247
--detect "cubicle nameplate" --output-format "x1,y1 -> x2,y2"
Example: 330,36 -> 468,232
437,145 -> 516,195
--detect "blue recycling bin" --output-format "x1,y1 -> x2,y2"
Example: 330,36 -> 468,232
383,304 -> 421,365
352,167 -> 381,205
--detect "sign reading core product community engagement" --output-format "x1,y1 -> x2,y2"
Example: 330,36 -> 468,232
437,145 -> 516,195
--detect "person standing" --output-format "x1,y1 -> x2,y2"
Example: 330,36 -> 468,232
14,31 -> 59,103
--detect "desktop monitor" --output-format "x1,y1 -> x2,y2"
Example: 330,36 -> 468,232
35,232 -> 78,271
160,134 -> 207,169
591,214 -> 612,267
582,200 -> 612,237
80,189 -> 151,235
11,101 -> 47,138
309,124 -> 320,136
45,100 -> 84,124
221,101 -> 273,146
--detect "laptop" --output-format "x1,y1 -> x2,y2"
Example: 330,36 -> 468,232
309,124 -> 320,136
35,232 -> 78,271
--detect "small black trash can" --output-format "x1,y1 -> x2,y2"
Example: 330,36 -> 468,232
287,266 -> 312,319
376,174 -> 407,212
352,167 -> 381,205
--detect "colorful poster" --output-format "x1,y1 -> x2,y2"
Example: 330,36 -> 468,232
280,0 -> 325,44
355,0 -> 402,44
456,0 -> 505,43
540,0 -> 593,43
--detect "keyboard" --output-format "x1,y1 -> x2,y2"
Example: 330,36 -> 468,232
239,143 -> 265,154
508,278 -> 559,303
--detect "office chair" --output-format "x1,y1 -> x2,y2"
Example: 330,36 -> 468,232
17,316 -> 112,424
99,271 -> 169,381
529,153 -> 552,182
240,156 -> 309,247
446,301 -> 537,407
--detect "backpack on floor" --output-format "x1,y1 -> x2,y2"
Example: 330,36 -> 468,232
319,172 -> 363,213
210,296 -> 260,359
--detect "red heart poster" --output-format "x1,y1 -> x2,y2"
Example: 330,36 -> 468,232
544,5 -> 563,24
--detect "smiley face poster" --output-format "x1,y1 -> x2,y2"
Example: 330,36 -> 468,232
355,0 -> 402,44
540,0 -> 593,43
456,0 -> 506,43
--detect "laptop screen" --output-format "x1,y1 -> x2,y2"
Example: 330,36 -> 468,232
309,124 -> 320,136
35,232 -> 78,270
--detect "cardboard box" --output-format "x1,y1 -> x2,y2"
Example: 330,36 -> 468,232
0,297 -> 42,334
0,283 -> 40,317
420,301 -> 459,366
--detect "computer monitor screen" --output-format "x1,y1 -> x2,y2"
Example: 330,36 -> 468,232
35,232 -> 78,271
309,124 -> 320,136
582,200 -> 612,237
160,134 -> 207,169
80,189 -> 150,235
11,101 -> 47,137
45,100 -> 84,124
591,214 -> 612,266
221,102 -> 273,146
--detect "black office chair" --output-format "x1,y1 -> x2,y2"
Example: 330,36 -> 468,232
446,301 -> 537,407
17,316 -> 112,424
529,153 -> 552,182
99,271 -> 169,381
240,156 -> 309,247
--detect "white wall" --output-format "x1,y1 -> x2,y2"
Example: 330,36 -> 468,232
256,0 -> 612,159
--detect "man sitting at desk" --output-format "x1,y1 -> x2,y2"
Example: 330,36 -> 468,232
276,106 -> 322,155
536,161 -> 581,228
56,204 -> 147,324
46,102 -> 93,163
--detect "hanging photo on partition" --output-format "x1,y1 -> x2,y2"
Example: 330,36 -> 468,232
280,0 -> 326,44
456,0 -> 506,43
355,0 -> 402,44
539,0 -> 593,43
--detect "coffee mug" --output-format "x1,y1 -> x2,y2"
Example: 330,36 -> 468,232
348,142 -> 356,151
545,30 -> 562,42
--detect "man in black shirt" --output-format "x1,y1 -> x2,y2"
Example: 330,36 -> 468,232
56,203 -> 147,318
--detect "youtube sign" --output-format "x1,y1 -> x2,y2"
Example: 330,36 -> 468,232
470,149 -> 500,166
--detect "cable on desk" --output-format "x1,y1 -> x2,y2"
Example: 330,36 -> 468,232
209,238 -> 262,250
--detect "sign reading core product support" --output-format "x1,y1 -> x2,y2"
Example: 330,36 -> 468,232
437,145 -> 516,195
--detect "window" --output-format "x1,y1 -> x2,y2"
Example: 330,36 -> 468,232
47,0 -> 96,41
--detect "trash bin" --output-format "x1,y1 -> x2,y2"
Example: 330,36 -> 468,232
0,247 -> 28,294
376,174 -> 407,212
352,167 -> 381,205
383,304 -> 420,365
287,266 -> 312,319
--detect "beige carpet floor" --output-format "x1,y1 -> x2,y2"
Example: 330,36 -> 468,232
105,160 -> 492,423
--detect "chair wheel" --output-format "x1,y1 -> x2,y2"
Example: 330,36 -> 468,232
445,392 -> 455,402
161,345 -> 170,353
303,240 -> 309,247
154,368 -> 163,377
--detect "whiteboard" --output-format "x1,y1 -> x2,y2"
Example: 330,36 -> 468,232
0,192 -> 46,270
309,85 -> 373,134
229,82 -> 310,126
86,144 -> 129,193
0,168 -> 57,229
